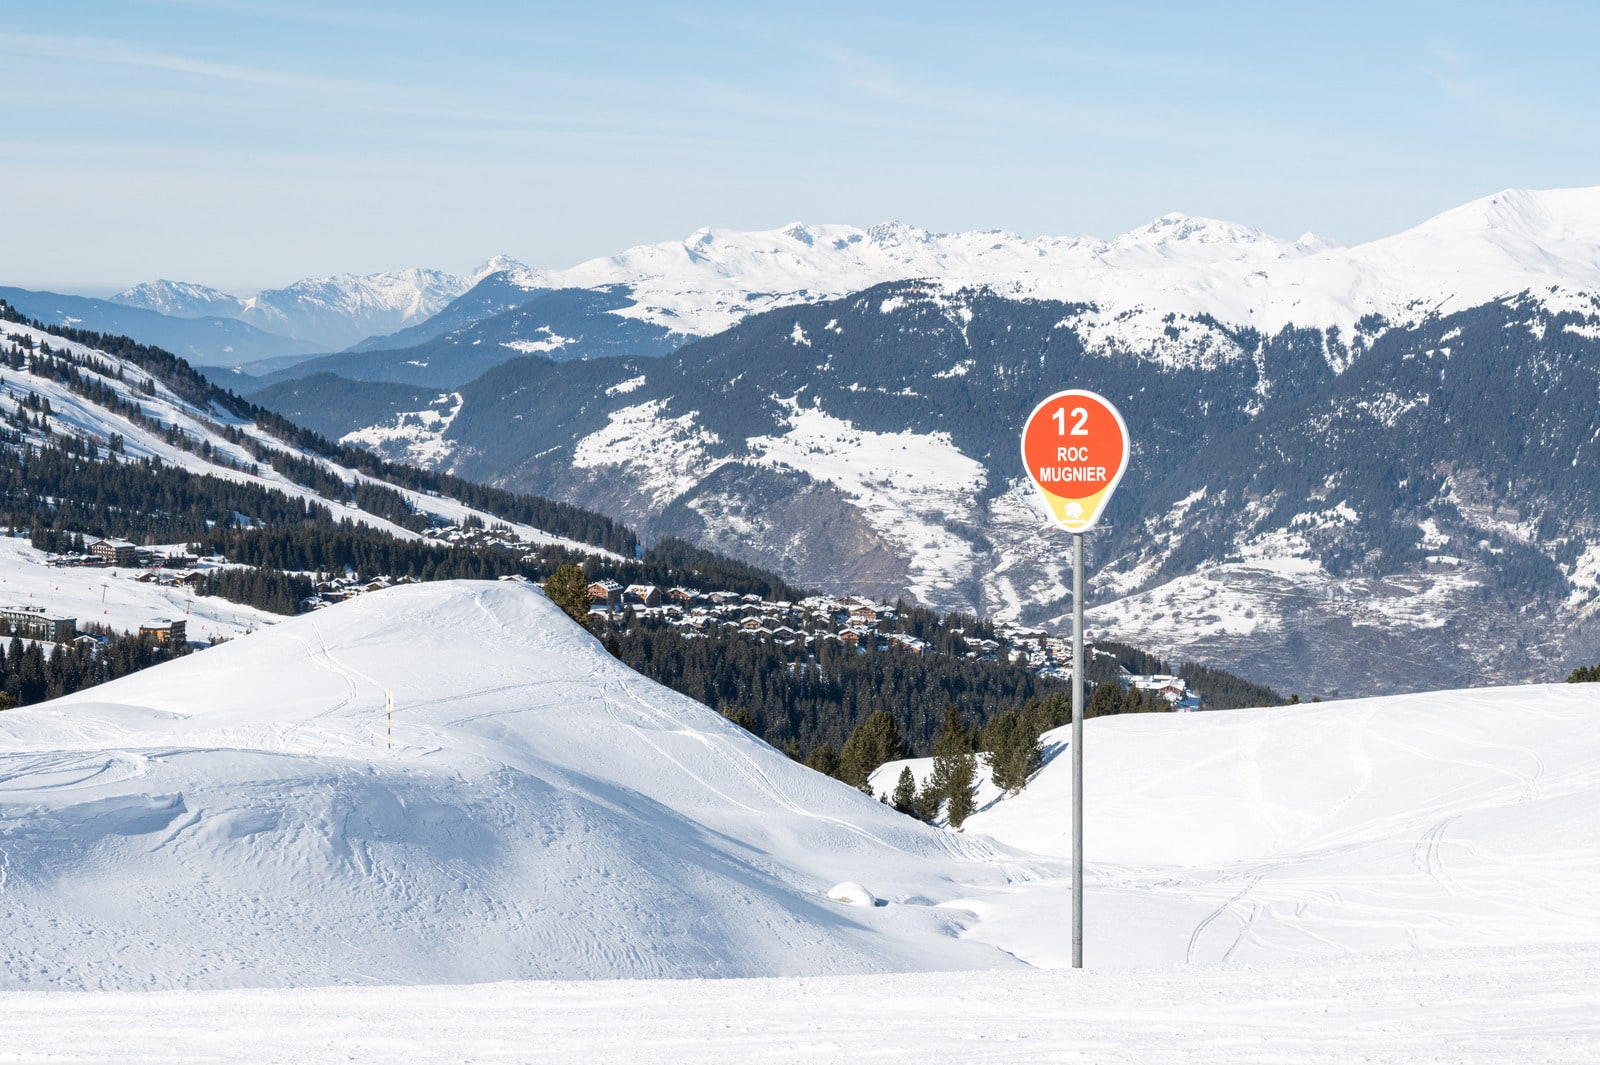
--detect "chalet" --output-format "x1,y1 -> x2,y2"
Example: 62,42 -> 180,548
624,584 -> 663,608
668,587 -> 701,607
588,579 -> 623,612
89,539 -> 138,566
140,618 -> 187,645
1125,673 -> 1195,706
771,626 -> 799,641
1,605 -> 76,642
740,616 -> 765,631
848,605 -> 880,624
886,633 -> 928,655
839,629 -> 862,650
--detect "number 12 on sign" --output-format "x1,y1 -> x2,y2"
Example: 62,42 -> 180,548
1022,390 -> 1130,533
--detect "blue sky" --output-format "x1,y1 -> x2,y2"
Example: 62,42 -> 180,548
4,1 -> 1598,291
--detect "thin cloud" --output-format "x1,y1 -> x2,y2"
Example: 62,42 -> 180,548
0,31 -> 359,94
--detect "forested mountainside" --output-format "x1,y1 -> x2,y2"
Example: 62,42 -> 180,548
0,301 -> 1277,763
250,281 -> 1600,697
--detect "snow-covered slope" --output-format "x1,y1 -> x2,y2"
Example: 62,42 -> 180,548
5,579 -> 1597,993
488,187 -> 1600,337
874,682 -> 1600,969
0,581 -> 1013,990
0,317 -> 614,556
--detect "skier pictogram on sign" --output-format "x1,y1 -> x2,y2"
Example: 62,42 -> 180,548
1020,389 -> 1130,533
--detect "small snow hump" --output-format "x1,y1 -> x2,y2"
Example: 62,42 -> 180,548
826,882 -> 879,907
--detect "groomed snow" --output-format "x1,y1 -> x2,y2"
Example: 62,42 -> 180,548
5,945 -> 1597,1063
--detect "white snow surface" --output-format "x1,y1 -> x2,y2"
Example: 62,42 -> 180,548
4,626 -> 1599,1058
5,946 -> 1597,1064
487,187 -> 1600,338
571,399 -> 730,508
0,581 -> 1011,990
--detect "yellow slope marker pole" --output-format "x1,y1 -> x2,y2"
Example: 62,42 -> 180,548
386,688 -> 393,749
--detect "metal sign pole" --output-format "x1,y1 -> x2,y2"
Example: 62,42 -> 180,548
1020,387 -> 1129,974
1072,530 -> 1084,969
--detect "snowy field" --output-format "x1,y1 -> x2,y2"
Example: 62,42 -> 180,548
5,944 -> 1597,1063
0,535 -> 286,641
2,580 -> 1598,1060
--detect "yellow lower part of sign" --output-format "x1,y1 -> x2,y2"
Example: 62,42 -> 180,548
1038,485 -> 1113,532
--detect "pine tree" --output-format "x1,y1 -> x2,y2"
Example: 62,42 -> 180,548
926,707 -> 977,822
891,766 -> 918,815
931,705 -> 974,759
944,752 -> 979,830
805,742 -> 841,779
838,710 -> 905,791
984,706 -> 1043,795
543,565 -> 592,629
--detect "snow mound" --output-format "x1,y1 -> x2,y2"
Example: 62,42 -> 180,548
826,882 -> 879,907
0,581 -> 1010,990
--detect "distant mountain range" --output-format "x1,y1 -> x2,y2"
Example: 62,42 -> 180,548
110,266 -> 480,353
0,286 -> 310,367
12,187 -> 1600,697
233,188 -> 1600,698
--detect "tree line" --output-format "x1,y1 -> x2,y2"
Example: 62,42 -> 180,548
0,625 -> 189,709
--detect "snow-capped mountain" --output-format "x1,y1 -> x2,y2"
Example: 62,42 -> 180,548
472,187 -> 1600,340
239,185 -> 1600,392
112,278 -> 248,319
0,285 -> 313,367
114,267 -> 478,353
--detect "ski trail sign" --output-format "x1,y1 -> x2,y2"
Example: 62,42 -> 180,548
1021,390 -> 1130,532
1020,387 -> 1130,970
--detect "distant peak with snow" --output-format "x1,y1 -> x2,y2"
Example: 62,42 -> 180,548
112,279 -> 246,318
105,185 -> 1600,351
501,186 -> 1600,337
115,266 -> 475,352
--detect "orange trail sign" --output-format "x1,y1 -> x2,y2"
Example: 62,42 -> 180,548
1020,389 -> 1130,532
